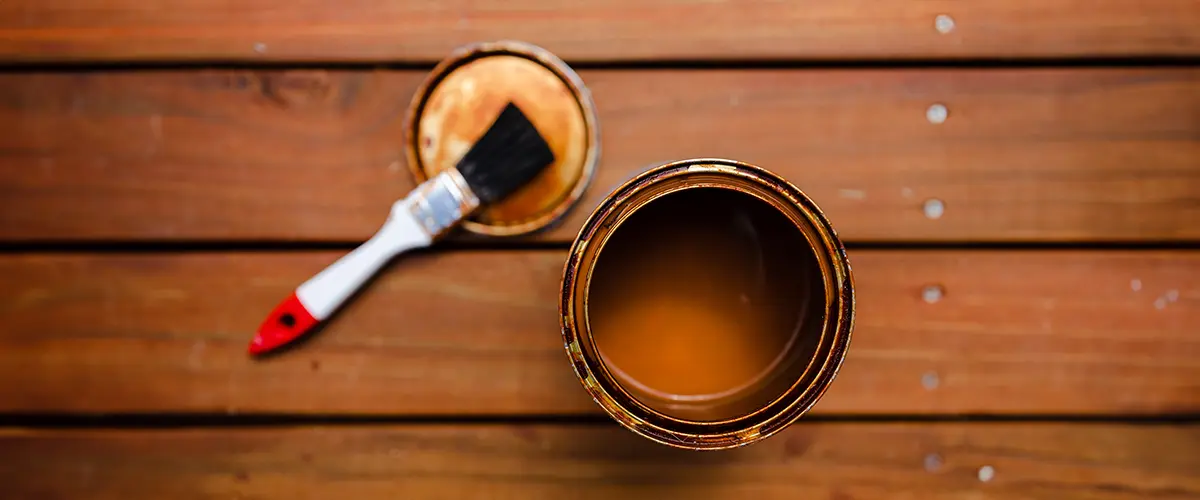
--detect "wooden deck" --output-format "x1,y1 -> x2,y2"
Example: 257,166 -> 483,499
1,1 -> 1198,498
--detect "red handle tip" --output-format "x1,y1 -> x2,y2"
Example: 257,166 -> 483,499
249,292 -> 319,355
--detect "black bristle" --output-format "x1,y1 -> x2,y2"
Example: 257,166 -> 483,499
455,102 -> 556,205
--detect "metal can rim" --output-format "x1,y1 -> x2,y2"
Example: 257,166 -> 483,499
559,158 -> 855,450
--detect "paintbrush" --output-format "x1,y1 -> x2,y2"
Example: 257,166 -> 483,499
249,102 -> 555,355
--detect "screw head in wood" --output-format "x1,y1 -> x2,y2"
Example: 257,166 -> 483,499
935,14 -> 956,34
922,284 -> 944,303
921,371 -> 940,390
924,453 -> 944,471
923,198 -> 945,219
978,465 -> 995,482
926,103 -> 948,124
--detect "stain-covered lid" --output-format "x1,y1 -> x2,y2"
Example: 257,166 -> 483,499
405,41 -> 600,237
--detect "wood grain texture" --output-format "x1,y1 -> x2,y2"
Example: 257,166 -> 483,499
2,250 -> 1196,415
1,68 -> 1198,242
2,423 -> 1198,499
1,0 -> 1198,62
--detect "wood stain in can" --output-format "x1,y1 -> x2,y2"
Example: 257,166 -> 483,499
561,159 -> 854,449
587,187 -> 820,422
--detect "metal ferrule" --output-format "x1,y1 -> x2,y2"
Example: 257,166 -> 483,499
403,168 -> 482,240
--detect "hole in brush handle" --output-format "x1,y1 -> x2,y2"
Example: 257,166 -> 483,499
250,293 -> 319,355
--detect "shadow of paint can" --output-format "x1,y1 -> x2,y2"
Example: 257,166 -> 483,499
560,158 -> 854,450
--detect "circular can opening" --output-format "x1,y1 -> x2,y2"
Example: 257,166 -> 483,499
588,187 -> 824,423
561,159 -> 854,450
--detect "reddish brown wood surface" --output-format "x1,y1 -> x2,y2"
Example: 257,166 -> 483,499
2,2 -> 1195,495
2,423 -> 1197,499
1,68 -> 1197,243
1,0 -> 1197,63
1,250 -> 1195,415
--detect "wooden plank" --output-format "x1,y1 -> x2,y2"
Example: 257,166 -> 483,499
1,0 -> 1198,63
2,68 -> 1198,243
1,423 -> 1197,499
1,250 -> 1196,415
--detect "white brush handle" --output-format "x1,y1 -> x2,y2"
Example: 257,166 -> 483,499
248,197 -> 434,355
250,169 -> 480,355
297,202 -> 431,319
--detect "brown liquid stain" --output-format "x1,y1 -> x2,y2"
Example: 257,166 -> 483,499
587,188 -> 823,422
415,55 -> 587,226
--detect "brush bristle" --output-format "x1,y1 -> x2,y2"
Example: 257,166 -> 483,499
455,103 -> 556,205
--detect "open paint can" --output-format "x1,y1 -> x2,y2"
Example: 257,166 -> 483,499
560,159 -> 854,449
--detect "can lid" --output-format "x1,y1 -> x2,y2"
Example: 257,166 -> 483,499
405,41 -> 600,237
